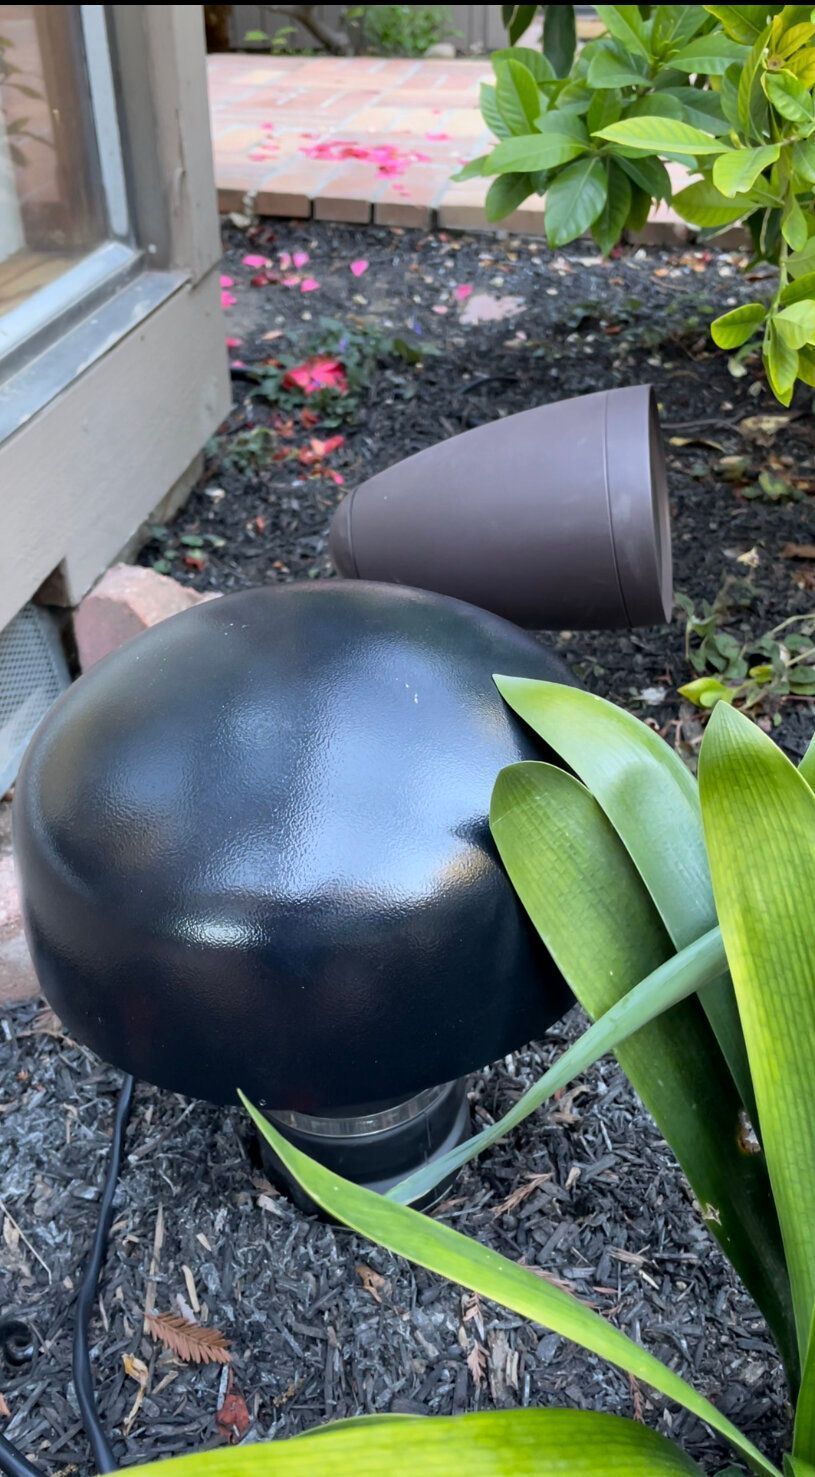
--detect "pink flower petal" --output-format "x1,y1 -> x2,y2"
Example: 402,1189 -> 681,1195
282,274 -> 301,287
432,304 -> 448,315
242,254 -> 268,268
225,336 -> 243,348
293,250 -> 310,268
279,251 -> 292,270
220,290 -> 236,309
300,277 -> 320,292
229,359 -> 246,369
350,259 -> 369,277
426,131 -> 450,141
220,274 -> 234,288
454,284 -> 474,301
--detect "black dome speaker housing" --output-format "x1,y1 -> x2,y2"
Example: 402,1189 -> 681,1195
14,582 -> 576,1113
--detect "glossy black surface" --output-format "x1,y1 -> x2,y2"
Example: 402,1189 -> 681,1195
14,582 -> 576,1111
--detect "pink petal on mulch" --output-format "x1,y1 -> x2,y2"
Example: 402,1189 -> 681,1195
282,274 -> 301,287
300,277 -> 320,292
279,252 -> 292,270
229,359 -> 246,369
426,131 -> 450,141
242,254 -> 268,268
225,336 -> 243,348
293,250 -> 310,268
220,291 -> 236,309
220,274 -> 234,288
350,259 -> 369,277
432,304 -> 448,315
328,470 -> 345,485
454,284 -> 474,301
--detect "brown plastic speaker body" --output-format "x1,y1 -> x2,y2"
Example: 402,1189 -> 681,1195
330,384 -> 671,629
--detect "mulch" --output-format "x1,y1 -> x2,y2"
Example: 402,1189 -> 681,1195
3,218 -> 811,1475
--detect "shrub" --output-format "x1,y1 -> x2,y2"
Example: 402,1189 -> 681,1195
458,4 -> 815,404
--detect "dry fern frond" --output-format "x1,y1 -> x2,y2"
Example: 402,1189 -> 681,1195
145,1311 -> 231,1365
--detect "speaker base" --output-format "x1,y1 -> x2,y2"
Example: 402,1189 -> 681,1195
258,1079 -> 471,1215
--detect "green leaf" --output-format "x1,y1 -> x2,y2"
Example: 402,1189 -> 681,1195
705,5 -> 781,45
133,1409 -> 708,1477
774,298 -> 815,348
587,86 -> 623,135
491,680 -> 751,1090
244,1098 -> 780,1477
587,43 -> 650,90
780,270 -> 815,304
488,114 -> 588,172
452,154 -> 491,181
797,344 -> 815,385
485,172 -> 535,221
543,1 -> 577,77
480,82 -> 511,139
793,137 -> 815,183
789,236 -> 815,277
594,116 -> 727,154
502,2 -> 537,45
617,152 -> 672,200
788,46 -> 815,86
592,158 -> 632,252
492,45 -> 556,85
390,925 -> 728,1206
679,675 -> 736,707
495,58 -> 541,134
738,26 -> 773,139
651,5 -> 711,56
765,322 -> 799,404
711,302 -> 768,348
712,144 -> 781,197
783,193 -> 810,251
794,1309 -> 815,1460
595,4 -> 651,60
670,32 -> 749,74
699,703 -> 815,1377
545,155 -> 608,247
765,70 -> 815,125
673,176 -> 756,227
775,20 -> 815,59
660,86 -> 731,134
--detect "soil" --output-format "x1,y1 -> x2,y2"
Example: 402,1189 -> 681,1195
3,219 -> 811,1475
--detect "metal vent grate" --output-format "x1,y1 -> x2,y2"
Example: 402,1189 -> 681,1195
0,604 -> 71,796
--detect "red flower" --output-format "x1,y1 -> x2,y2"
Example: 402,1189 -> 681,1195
282,356 -> 349,396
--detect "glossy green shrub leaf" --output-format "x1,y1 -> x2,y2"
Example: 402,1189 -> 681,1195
780,270 -> 815,305
797,344 -> 815,386
765,322 -> 799,404
711,302 -> 767,348
495,58 -> 541,134
136,1410 -> 707,1476
673,177 -> 757,226
651,5 -> 711,55
793,138 -> 815,183
789,237 -> 815,278
545,155 -> 608,246
774,21 -> 815,59
592,158 -> 632,252
243,1098 -> 779,1477
492,45 -> 556,86
765,71 -> 815,126
451,154 -> 491,181
544,1 -> 577,77
502,3 -> 537,45
662,86 -> 731,134
738,26 -> 773,139
670,32 -> 748,73
788,47 -> 815,86
783,194 -> 810,252
595,4 -> 651,60
480,82 -> 511,140
617,152 -> 672,199
712,144 -> 780,197
704,6 -> 778,45
594,116 -> 726,154
488,114 -> 588,172
586,86 -> 623,134
485,172 -> 535,221
774,299 -> 815,349
587,43 -> 650,89
699,704 -> 815,1380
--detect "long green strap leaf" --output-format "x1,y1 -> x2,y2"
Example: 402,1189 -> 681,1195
794,1308 -> 815,1459
699,704 -> 815,1393
389,925 -> 726,1204
493,677 -> 755,1121
483,762 -> 797,1381
134,1409 -> 705,1475
243,1097 -> 780,1477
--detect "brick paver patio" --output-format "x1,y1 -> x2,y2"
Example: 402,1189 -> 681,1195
208,52 -> 689,239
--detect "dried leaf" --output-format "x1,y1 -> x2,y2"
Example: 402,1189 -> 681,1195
145,1311 -> 231,1365
738,413 -> 791,441
492,1173 -> 553,1217
466,1341 -> 488,1388
122,1353 -> 148,1385
462,1291 -> 485,1340
355,1263 -> 388,1303
783,543 -> 815,559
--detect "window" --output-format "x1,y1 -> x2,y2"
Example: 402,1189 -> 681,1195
0,4 -> 135,369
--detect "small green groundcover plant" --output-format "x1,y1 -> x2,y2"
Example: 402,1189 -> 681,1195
135,680 -> 815,1475
458,4 -> 815,404
346,4 -> 456,57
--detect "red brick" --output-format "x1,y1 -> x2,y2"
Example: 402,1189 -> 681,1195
74,564 -> 217,671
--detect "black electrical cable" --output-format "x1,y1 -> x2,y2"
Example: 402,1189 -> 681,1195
0,1073 -> 134,1477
